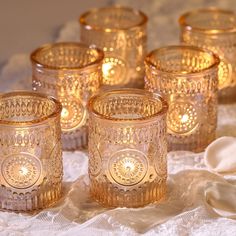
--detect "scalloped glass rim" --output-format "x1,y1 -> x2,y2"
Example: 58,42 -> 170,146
179,8 -> 236,34
30,42 -> 104,70
88,88 -> 168,123
79,6 -> 148,32
145,45 -> 220,76
0,91 -> 62,125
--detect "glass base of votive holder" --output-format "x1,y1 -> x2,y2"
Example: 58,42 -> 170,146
219,86 -> 236,104
0,182 -> 61,212
168,132 -> 215,153
90,178 -> 167,208
62,126 -> 88,151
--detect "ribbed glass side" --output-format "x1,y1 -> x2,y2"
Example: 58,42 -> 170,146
88,89 -> 168,208
31,43 -> 103,151
0,182 -> 61,212
80,7 -> 147,88
145,46 -> 219,152
90,178 -> 166,208
179,9 -> 236,103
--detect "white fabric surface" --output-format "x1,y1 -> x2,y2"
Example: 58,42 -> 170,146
2,5 -> 236,234
205,137 -> 236,174
1,149 -> 236,235
205,182 -> 236,219
203,137 -> 236,219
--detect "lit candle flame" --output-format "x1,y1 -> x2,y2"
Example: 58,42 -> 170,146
19,166 -> 28,176
102,63 -> 114,77
181,114 -> 189,123
123,161 -> 135,172
61,107 -> 69,118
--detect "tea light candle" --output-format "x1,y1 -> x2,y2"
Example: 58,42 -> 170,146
145,45 -> 220,152
88,89 -> 168,207
0,91 -> 62,212
31,42 -> 104,151
80,6 -> 147,88
179,8 -> 236,103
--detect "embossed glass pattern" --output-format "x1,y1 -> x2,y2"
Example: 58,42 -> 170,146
179,8 -> 236,103
145,45 -> 219,152
80,6 -> 147,88
31,42 -> 103,150
0,91 -> 62,212
88,89 -> 168,207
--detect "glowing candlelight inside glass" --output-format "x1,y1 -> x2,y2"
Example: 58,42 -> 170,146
31,42 -> 104,150
61,107 -> 69,118
179,8 -> 236,103
0,91 -> 62,212
80,6 -> 148,88
181,114 -> 189,123
88,89 -> 168,207
19,166 -> 29,176
145,45 -> 219,152
102,62 -> 115,78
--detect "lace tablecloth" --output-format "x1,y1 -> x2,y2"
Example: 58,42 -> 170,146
1,1 -> 236,235
1,142 -> 236,235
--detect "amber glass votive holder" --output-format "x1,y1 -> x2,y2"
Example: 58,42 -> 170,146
145,45 -> 220,152
0,91 -> 62,212
179,8 -> 236,103
31,42 -> 104,151
88,89 -> 168,208
80,6 -> 147,88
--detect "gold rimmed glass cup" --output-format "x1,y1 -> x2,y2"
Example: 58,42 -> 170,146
80,6 -> 148,88
31,42 -> 104,151
179,8 -> 236,103
88,88 -> 168,208
145,45 -> 220,152
0,91 -> 62,212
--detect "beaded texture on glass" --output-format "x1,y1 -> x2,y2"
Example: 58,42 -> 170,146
179,9 -> 236,103
0,92 -> 62,212
80,7 -> 147,88
145,46 -> 219,152
31,43 -> 103,150
88,90 -> 168,207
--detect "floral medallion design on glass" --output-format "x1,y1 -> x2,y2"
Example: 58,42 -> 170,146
60,96 -> 87,132
31,42 -> 103,150
218,58 -> 232,88
102,57 -> 127,85
167,101 -> 198,134
108,149 -> 148,186
2,153 -> 42,189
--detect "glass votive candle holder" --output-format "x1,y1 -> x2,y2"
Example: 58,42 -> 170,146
179,8 -> 236,103
145,45 -> 220,152
31,42 -> 104,151
88,89 -> 168,208
0,91 -> 62,212
79,6 -> 147,88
